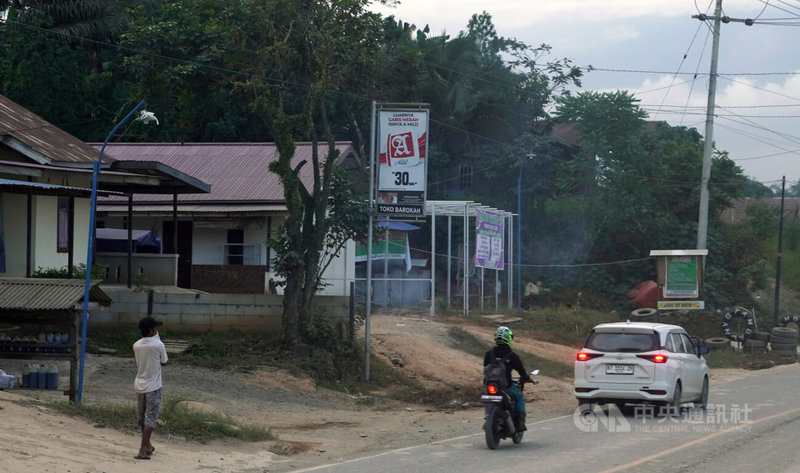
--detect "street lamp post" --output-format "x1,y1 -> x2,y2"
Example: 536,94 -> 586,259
516,154 -> 534,311
77,99 -> 157,403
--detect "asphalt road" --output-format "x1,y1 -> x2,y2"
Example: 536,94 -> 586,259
294,363 -> 800,473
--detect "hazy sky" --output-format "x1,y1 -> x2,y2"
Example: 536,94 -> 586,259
372,0 -> 800,188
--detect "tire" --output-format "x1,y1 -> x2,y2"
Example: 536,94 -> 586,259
721,308 -> 756,342
666,382 -> 682,417
779,315 -> 800,327
770,349 -> 797,357
631,308 -> 658,322
770,343 -> 797,351
744,346 -> 768,354
771,335 -> 797,344
743,339 -> 767,348
771,327 -> 798,338
705,337 -> 731,350
484,406 -> 501,450
697,377 -> 709,410
669,381 -> 683,417
750,331 -> 770,342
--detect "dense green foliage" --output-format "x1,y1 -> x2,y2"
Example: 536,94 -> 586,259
0,0 -> 790,330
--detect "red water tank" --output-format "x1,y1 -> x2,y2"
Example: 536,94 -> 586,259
628,280 -> 659,308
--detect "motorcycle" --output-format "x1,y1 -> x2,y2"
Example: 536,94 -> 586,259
481,369 -> 539,449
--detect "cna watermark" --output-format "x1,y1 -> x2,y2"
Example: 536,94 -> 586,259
573,403 -> 753,433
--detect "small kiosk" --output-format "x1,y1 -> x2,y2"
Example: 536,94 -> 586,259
649,249 -> 707,310
0,278 -> 111,401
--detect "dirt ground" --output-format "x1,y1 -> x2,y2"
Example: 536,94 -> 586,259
0,313 -> 766,472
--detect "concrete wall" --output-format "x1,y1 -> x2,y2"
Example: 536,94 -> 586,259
90,287 -> 350,334
95,252 -> 179,286
191,264 -> 267,293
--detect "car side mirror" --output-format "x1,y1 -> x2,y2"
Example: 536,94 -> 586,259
698,345 -> 709,356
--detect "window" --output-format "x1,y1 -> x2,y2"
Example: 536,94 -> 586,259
586,331 -> 659,353
680,333 -> 697,354
226,229 -> 244,265
459,165 -> 472,190
57,196 -> 69,253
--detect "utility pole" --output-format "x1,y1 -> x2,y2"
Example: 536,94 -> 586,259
773,176 -> 786,327
693,1 -> 755,251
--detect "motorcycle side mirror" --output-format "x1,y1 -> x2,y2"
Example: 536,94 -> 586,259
531,370 -> 540,376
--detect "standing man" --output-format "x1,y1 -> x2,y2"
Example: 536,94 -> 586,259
133,316 -> 168,460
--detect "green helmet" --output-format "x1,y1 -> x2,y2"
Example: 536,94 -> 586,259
494,326 -> 513,346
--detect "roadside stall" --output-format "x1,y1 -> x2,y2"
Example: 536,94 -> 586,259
0,278 -> 111,401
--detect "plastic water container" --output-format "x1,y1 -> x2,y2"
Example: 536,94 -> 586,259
46,365 -> 59,390
28,364 -> 39,388
37,365 -> 46,389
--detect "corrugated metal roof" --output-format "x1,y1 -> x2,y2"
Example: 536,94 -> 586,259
0,178 -> 124,197
0,94 -> 114,165
0,278 -> 111,311
94,142 -> 356,203
97,203 -> 287,214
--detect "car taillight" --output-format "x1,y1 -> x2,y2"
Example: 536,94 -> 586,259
487,384 -> 498,395
576,352 -> 604,361
636,354 -> 668,363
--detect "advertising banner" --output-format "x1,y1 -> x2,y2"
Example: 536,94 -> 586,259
474,209 -> 504,270
355,230 -> 412,272
664,255 -> 699,298
376,108 -> 429,216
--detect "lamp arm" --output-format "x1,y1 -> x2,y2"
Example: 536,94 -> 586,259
77,99 -> 147,403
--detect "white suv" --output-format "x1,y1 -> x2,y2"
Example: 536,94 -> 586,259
574,321 -> 709,413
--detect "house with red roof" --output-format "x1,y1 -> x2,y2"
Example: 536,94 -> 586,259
95,142 -> 362,295
0,94 -> 208,279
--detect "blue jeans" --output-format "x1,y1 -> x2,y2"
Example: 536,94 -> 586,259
507,384 -> 525,412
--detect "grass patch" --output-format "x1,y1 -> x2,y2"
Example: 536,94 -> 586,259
703,348 -> 796,370
87,329 -> 285,371
36,395 -> 275,443
447,326 -> 574,380
512,307 -> 621,346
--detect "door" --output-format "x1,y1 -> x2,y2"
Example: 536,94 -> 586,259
677,332 -> 706,399
163,220 -> 193,288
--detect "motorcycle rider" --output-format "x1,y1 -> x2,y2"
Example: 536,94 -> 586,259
484,326 -> 532,431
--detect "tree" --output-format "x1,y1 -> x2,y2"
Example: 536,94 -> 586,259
550,91 -> 753,305
223,0 -> 382,345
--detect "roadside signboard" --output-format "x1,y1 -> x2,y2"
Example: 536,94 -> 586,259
650,249 -> 706,310
376,108 -> 429,216
474,209 -> 504,270
657,300 -> 705,310
664,255 -> 699,298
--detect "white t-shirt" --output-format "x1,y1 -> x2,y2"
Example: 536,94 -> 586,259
133,332 -> 168,394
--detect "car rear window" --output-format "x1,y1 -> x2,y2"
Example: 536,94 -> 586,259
585,331 -> 660,353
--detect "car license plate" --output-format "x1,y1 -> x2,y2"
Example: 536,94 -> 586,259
605,364 -> 634,375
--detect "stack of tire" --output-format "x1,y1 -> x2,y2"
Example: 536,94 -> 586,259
630,308 -> 658,323
770,316 -> 799,358
742,331 -> 770,354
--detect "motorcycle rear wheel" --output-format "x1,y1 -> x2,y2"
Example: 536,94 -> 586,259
484,407 -> 502,449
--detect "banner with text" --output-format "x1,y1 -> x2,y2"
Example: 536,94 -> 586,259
474,209 -> 504,270
376,108 -> 429,216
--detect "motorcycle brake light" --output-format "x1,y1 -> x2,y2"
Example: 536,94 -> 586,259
487,384 -> 498,395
